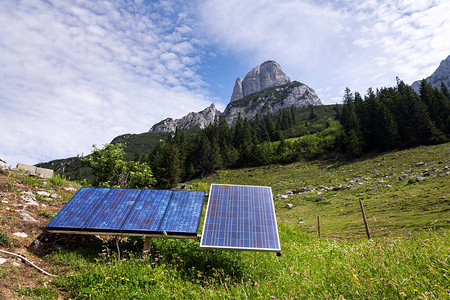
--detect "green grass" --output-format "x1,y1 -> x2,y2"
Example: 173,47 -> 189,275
0,230 -> 10,246
45,229 -> 448,299
196,142 -> 450,239
27,142 -> 450,299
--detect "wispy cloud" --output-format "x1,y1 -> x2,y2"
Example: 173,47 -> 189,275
0,0 -> 212,165
197,0 -> 450,103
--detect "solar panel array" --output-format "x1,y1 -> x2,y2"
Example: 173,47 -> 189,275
200,184 -> 281,252
47,187 -> 205,236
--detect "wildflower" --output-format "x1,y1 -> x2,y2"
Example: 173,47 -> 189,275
413,289 -> 418,292
105,277 -> 111,280
271,296 -> 275,300
155,257 -> 159,261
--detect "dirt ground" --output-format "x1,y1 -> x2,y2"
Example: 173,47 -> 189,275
0,169 -> 79,299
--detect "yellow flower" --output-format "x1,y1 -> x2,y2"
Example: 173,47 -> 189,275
413,289 -> 418,292
105,277 -> 111,280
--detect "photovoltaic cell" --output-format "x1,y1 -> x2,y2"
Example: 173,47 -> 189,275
84,188 -> 141,230
47,188 -> 206,236
159,191 -> 205,234
121,190 -> 172,233
46,187 -> 110,229
200,184 -> 281,252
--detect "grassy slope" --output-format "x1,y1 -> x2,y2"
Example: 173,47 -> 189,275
198,142 -> 450,239
3,143 -> 449,299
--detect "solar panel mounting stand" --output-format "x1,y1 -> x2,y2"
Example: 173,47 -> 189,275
143,237 -> 152,257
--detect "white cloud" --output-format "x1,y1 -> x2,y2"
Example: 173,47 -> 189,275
0,0 -> 213,166
197,0 -> 450,103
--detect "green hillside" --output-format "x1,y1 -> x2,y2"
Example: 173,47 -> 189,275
13,142 -> 448,299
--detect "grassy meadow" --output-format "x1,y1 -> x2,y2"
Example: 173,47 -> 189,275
18,142 -> 450,299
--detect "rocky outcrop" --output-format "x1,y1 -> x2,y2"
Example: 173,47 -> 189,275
149,104 -> 219,133
148,60 -> 322,131
412,55 -> 450,92
231,61 -> 291,102
223,81 -> 322,124
231,78 -> 243,101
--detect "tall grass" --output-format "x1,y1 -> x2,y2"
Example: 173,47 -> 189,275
48,227 -> 448,299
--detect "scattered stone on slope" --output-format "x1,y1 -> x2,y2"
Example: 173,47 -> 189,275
13,232 -> 28,238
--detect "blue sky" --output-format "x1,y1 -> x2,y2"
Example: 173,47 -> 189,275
0,0 -> 449,166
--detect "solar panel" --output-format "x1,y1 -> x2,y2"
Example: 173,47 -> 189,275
121,190 -> 172,233
47,188 -> 205,236
46,187 -> 110,230
200,184 -> 281,252
159,191 -> 205,235
84,188 -> 141,230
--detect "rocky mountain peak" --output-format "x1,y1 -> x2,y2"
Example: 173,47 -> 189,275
149,103 -> 219,133
412,55 -> 450,92
230,60 -> 291,102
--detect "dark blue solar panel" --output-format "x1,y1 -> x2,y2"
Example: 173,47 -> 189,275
122,190 -> 173,232
47,188 -> 206,236
47,187 -> 110,229
159,191 -> 205,234
200,184 -> 281,251
84,189 -> 141,230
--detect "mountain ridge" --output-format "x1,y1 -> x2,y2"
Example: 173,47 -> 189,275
412,55 -> 450,92
148,60 -> 322,133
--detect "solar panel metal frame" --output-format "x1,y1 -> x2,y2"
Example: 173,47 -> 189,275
46,187 -> 205,238
199,184 -> 281,252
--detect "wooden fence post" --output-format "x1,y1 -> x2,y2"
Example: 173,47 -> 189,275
317,216 -> 321,238
359,200 -> 372,240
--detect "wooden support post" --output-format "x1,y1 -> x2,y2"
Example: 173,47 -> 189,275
359,200 -> 372,240
143,237 -> 152,257
317,216 -> 321,238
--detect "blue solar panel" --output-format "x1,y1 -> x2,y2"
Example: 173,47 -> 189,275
84,188 -> 141,230
159,191 -> 205,234
200,184 -> 281,252
121,190 -> 172,232
46,187 -> 110,229
47,188 -> 206,236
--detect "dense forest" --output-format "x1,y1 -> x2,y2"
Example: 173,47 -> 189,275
147,79 -> 450,188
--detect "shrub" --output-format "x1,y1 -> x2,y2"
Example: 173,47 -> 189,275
0,231 -> 10,246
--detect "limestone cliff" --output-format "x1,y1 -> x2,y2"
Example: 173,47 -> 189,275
412,55 -> 450,92
230,60 -> 291,102
149,104 -> 219,133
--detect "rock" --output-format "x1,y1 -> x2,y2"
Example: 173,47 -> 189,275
13,232 -> 28,238
64,186 -> 77,191
412,55 -> 450,92
231,61 -> 291,102
398,174 -> 409,180
0,157 -> 7,170
416,176 -> 426,181
231,77 -> 244,101
17,210 -> 37,221
21,195 -> 39,206
414,162 -> 425,167
37,191 -> 51,197
286,203 -> 294,208
224,82 -> 322,124
149,103 -> 219,133
15,163 -> 53,178
0,258 -> 6,265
